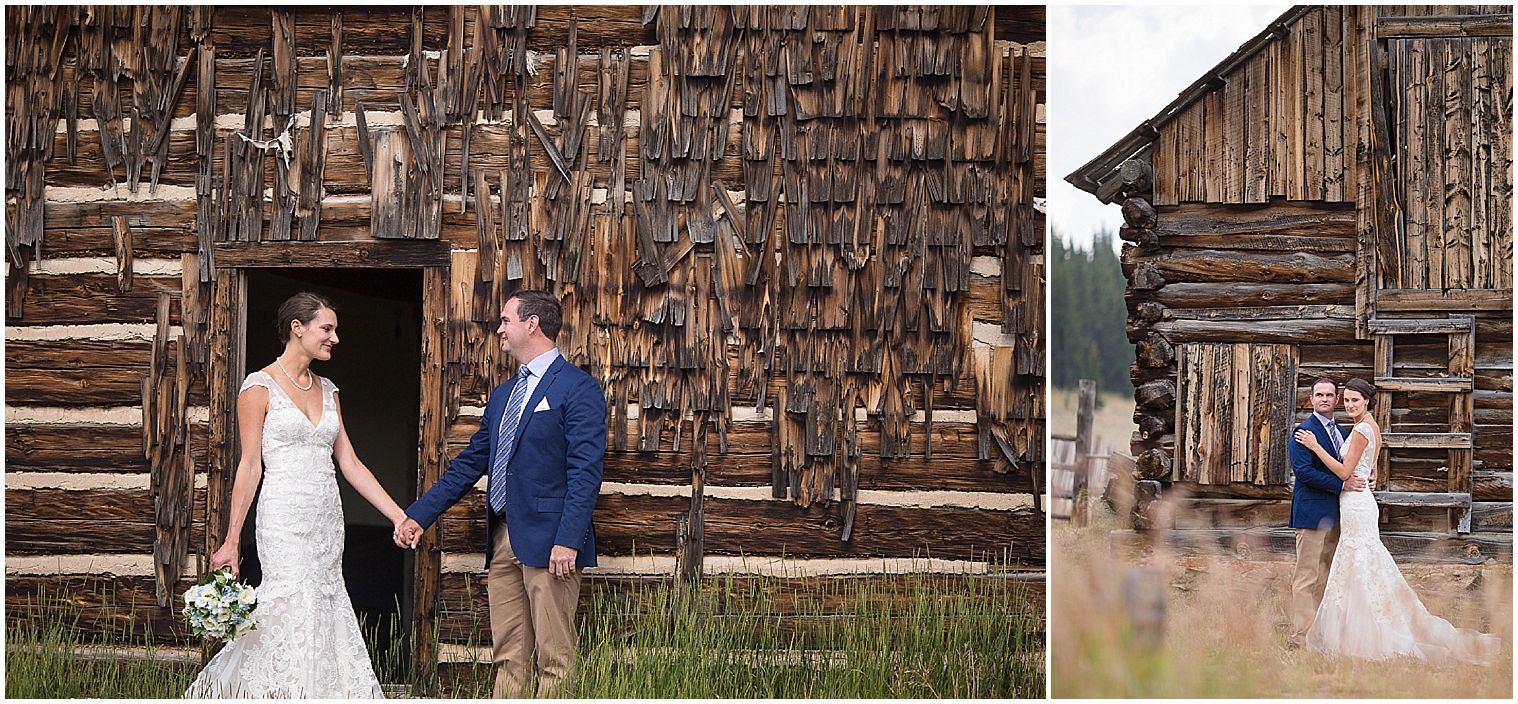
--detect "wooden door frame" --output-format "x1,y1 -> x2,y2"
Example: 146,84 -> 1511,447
204,240 -> 450,685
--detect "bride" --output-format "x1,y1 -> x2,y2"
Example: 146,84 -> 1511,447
186,292 -> 408,697
1293,378 -> 1501,664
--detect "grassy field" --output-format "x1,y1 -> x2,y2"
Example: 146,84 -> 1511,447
6,572 -> 1043,698
1052,508 -> 1513,698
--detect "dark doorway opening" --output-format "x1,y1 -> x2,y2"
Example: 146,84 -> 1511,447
241,267 -> 422,680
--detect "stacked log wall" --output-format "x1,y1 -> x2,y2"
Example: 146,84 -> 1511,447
4,5 -> 1045,647
1115,4 -> 1512,556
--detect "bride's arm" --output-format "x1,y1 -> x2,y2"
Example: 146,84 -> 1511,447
330,394 -> 408,525
1292,428 -> 1362,482
211,387 -> 269,576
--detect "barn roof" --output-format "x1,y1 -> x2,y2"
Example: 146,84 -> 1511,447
1064,5 -> 1311,201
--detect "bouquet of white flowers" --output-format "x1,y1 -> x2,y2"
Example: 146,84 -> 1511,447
181,567 -> 258,641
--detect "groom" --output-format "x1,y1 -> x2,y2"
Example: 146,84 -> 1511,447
1287,377 -> 1366,647
395,290 -> 606,696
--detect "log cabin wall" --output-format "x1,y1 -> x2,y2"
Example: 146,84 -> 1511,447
5,5 -> 1045,647
1069,5 -> 1512,561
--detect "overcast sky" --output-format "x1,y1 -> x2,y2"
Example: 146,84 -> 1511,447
1047,4 -> 1293,251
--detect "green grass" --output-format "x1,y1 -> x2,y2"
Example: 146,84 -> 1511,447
7,571 -> 1043,698
4,598 -> 198,698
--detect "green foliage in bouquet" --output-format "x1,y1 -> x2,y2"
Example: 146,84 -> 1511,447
182,567 -> 258,642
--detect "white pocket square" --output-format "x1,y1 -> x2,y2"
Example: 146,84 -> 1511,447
533,398 -> 551,412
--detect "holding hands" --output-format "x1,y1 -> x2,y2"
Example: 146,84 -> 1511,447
393,517 -> 423,549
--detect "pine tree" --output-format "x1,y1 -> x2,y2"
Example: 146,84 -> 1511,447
1050,229 -> 1134,397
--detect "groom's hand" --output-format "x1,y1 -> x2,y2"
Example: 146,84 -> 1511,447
393,517 -> 423,549
549,545 -> 578,578
1345,475 -> 1367,492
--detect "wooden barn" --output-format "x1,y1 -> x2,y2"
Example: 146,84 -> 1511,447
1067,5 -> 1512,562
4,4 -> 1045,678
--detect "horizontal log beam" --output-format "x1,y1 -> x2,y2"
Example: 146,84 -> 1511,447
6,575 -> 197,644
1145,282 -> 1354,308
1149,318 -> 1356,344
5,368 -> 209,406
1381,433 -> 1472,450
1375,14 -> 1513,38
5,488 -> 206,524
6,423 -> 209,471
213,241 -> 451,268
6,275 -> 183,325
1134,249 -> 1356,284
1372,491 -> 1471,508
5,519 -> 207,555
1373,376 -> 1474,393
1368,317 -> 1475,335
1152,202 -> 1356,237
1376,288 -> 1514,312
437,493 -> 1043,564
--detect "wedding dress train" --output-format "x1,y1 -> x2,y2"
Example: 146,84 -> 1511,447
185,372 -> 385,697
1307,422 -> 1501,664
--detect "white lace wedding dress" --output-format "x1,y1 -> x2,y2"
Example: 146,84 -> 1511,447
1307,421 -> 1502,664
185,372 -> 385,698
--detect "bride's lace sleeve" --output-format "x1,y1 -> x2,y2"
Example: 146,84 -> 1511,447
240,371 -> 271,394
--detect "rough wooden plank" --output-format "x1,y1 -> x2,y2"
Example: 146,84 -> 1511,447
1322,5 -> 1345,201
414,264 -> 448,686
1469,37 -> 1493,289
6,574 -> 200,645
6,423 -> 209,471
1491,38 -> 1514,290
1443,37 -> 1474,290
1376,14 -> 1514,38
9,275 -> 183,325
1382,432 -> 1473,449
1244,53 -> 1268,203
212,240 -> 450,268
1372,491 -> 1472,507
1302,7 -> 1325,202
1366,316 -> 1477,335
439,493 -> 1045,565
1373,376 -> 1474,393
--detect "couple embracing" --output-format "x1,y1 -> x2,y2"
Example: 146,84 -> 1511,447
186,290 -> 604,698
1288,377 -> 1498,663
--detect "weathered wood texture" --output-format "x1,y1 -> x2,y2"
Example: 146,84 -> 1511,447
1174,342 -> 1296,485
5,4 -> 1046,642
436,492 -> 1043,564
1387,35 -> 1513,292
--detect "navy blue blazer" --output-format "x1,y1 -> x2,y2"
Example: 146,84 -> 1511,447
406,355 -> 606,569
1288,415 -> 1346,530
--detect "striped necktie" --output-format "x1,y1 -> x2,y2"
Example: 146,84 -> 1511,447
1324,417 -> 1344,456
489,366 -> 533,514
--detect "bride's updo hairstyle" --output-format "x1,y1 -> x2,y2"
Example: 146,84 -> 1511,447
1344,378 -> 1377,409
276,292 -> 335,343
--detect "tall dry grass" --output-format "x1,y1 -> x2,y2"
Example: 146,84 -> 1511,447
1053,505 -> 1513,698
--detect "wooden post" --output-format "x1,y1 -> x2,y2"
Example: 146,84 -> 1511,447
412,265 -> 447,691
1074,379 -> 1096,527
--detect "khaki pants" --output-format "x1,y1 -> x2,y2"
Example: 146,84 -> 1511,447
1290,524 -> 1340,641
487,519 -> 582,698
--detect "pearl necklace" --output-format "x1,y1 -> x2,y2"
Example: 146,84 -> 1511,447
275,357 -> 314,391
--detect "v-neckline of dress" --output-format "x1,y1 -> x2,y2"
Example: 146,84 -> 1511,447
267,370 -> 325,429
